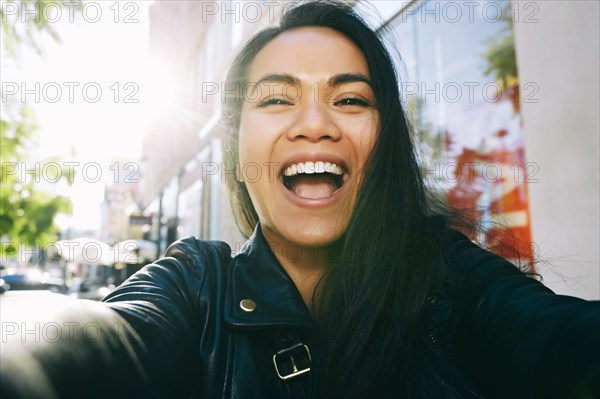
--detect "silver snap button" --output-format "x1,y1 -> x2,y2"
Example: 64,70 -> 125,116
240,299 -> 256,312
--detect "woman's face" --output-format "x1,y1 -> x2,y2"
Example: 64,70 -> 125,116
238,27 -> 379,250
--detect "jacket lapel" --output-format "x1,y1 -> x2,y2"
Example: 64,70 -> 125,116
224,224 -> 313,330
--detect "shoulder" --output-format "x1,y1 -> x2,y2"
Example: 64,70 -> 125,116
432,228 -> 546,327
163,236 -> 232,260
163,236 -> 233,272
104,237 -> 234,304
437,230 -> 600,398
439,229 -> 529,287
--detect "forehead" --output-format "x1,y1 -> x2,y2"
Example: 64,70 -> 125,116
246,27 -> 370,82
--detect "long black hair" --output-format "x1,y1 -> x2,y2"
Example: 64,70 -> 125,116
222,1 -> 487,397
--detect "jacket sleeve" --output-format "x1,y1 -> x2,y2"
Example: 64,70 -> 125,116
448,234 -> 600,399
0,237 -> 230,399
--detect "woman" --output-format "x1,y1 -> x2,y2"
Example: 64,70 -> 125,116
221,1 -> 599,398
1,1 -> 598,398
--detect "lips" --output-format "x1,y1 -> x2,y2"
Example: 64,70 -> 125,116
279,154 -> 349,201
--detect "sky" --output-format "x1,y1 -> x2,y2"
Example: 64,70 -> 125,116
3,1 -> 157,231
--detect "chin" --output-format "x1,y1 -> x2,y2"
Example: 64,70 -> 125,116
282,223 -> 346,249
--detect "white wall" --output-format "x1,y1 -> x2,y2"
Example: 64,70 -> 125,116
514,1 -> 599,299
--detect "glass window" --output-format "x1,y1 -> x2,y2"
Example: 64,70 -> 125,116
391,0 -> 533,264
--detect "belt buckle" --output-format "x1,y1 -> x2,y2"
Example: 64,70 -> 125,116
272,343 -> 311,381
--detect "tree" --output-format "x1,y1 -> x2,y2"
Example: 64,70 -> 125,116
481,3 -> 518,91
0,0 -> 80,258
1,0 -> 73,59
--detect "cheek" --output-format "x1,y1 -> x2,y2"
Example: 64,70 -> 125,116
237,125 -> 272,203
238,120 -> 260,165
237,146 -> 265,185
237,130 -> 258,184
238,114 -> 285,182
348,116 -> 378,196
355,115 -> 379,160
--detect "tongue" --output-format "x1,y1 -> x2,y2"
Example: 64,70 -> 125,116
290,175 -> 337,199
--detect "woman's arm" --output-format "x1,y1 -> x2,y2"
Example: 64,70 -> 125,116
449,237 -> 600,399
1,293 -> 151,398
1,237 -> 230,399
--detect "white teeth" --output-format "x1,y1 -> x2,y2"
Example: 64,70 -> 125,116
283,161 -> 344,177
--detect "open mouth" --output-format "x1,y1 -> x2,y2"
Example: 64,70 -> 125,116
281,161 -> 345,200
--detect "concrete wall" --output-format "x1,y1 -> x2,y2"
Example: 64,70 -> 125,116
514,0 -> 599,299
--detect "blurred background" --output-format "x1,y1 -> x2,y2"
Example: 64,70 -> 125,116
1,0 -> 598,300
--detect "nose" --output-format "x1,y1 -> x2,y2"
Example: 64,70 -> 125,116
286,101 -> 342,142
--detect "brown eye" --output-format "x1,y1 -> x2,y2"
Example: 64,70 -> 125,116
334,98 -> 371,107
258,98 -> 291,107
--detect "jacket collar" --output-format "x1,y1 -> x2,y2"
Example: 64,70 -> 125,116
224,224 -> 313,330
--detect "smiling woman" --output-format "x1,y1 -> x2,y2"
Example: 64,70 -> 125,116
1,1 -> 599,399
238,26 -> 377,261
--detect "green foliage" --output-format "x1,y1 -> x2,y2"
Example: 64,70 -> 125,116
1,0 -> 80,257
1,105 -> 74,256
481,3 -> 518,90
1,0 -> 82,60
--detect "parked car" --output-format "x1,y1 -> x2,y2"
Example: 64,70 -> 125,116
0,269 -> 65,294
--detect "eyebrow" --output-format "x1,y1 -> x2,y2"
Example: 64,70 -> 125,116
328,73 -> 372,88
249,73 -> 299,96
253,73 -> 299,87
248,72 -> 373,96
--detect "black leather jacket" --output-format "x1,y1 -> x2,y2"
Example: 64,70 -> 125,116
1,225 -> 599,398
